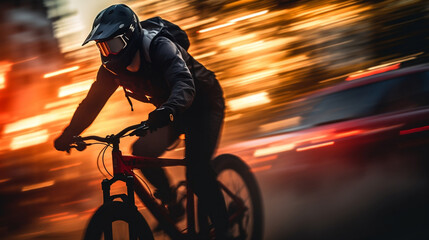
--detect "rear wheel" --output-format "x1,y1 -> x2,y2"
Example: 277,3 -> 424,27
198,154 -> 263,240
83,201 -> 154,240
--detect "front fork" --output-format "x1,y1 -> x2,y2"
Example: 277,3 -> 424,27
101,174 -> 136,205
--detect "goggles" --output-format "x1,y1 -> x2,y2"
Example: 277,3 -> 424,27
96,34 -> 129,57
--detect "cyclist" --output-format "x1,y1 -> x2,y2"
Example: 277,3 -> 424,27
54,4 -> 229,239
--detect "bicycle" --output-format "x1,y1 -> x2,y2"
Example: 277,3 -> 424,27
69,122 -> 263,240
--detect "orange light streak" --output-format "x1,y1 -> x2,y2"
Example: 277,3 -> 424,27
194,51 -> 217,60
0,73 -> 5,89
254,143 -> 295,157
4,116 -> 43,134
296,141 -> 334,152
251,165 -> 272,173
0,178 -> 10,184
198,10 -> 269,33
22,180 -> 55,192
50,214 -> 78,222
58,79 -> 93,97
40,212 -> 69,220
335,130 -> 362,138
0,61 -> 12,89
11,130 -> 49,150
249,155 -> 278,165
43,66 -> 79,78
228,92 -> 271,111
60,198 -> 90,207
49,162 -> 82,171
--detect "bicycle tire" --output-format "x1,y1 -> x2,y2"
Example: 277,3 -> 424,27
83,201 -> 154,240
198,154 -> 264,240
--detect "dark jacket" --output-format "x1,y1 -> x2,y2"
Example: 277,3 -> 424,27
63,36 -> 224,137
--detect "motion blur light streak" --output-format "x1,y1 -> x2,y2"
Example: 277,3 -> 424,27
228,92 -> 270,111
334,130 -> 362,138
49,214 -> 79,222
218,34 -> 257,46
21,180 -> 55,192
400,125 -> 429,135
193,51 -> 217,60
40,212 -> 69,220
249,155 -> 278,165
49,162 -> 82,171
0,73 -> 5,89
230,10 -> 269,23
0,61 -> 12,89
198,10 -> 268,33
254,143 -> 295,157
4,109 -> 75,134
0,178 -> 10,184
60,198 -> 90,207
296,141 -> 335,152
4,116 -> 43,134
251,164 -> 272,173
44,96 -> 81,109
10,130 -> 49,150
346,63 -> 400,81
58,79 -> 93,97
181,17 -> 218,30
198,22 -> 235,33
259,117 -> 301,132
43,66 -> 79,78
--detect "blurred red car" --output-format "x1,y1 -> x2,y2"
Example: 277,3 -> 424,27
223,62 -> 429,239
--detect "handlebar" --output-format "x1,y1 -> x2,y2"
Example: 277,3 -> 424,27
70,121 -> 149,151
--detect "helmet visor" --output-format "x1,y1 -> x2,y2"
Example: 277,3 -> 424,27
96,35 -> 128,57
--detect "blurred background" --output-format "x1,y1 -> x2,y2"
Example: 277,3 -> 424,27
0,0 -> 428,239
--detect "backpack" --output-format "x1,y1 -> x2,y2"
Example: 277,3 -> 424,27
122,17 -> 192,111
140,17 -> 190,63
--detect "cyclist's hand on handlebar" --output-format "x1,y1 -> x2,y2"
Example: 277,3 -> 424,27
54,133 -> 73,152
147,107 -> 174,131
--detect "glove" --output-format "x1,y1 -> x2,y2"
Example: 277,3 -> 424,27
54,132 -> 73,151
147,107 -> 174,131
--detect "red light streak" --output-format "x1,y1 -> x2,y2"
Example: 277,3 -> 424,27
400,125 -> 429,135
296,141 -> 335,152
346,63 -> 400,81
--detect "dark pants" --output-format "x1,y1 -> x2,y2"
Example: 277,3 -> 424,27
132,107 -> 228,238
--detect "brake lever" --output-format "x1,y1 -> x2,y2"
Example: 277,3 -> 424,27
129,122 -> 149,137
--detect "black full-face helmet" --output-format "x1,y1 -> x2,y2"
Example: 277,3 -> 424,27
83,4 -> 142,75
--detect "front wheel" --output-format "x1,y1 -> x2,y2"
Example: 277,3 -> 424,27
83,201 -> 154,240
209,154 -> 264,240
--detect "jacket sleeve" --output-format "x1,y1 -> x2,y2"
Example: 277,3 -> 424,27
151,37 -> 195,115
62,66 -> 119,137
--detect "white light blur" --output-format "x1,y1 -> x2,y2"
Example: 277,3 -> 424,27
58,79 -> 93,97
10,130 -> 49,150
254,143 -> 296,157
43,66 -> 80,78
198,10 -> 269,33
230,10 -> 269,22
4,116 -> 43,134
228,92 -> 271,111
